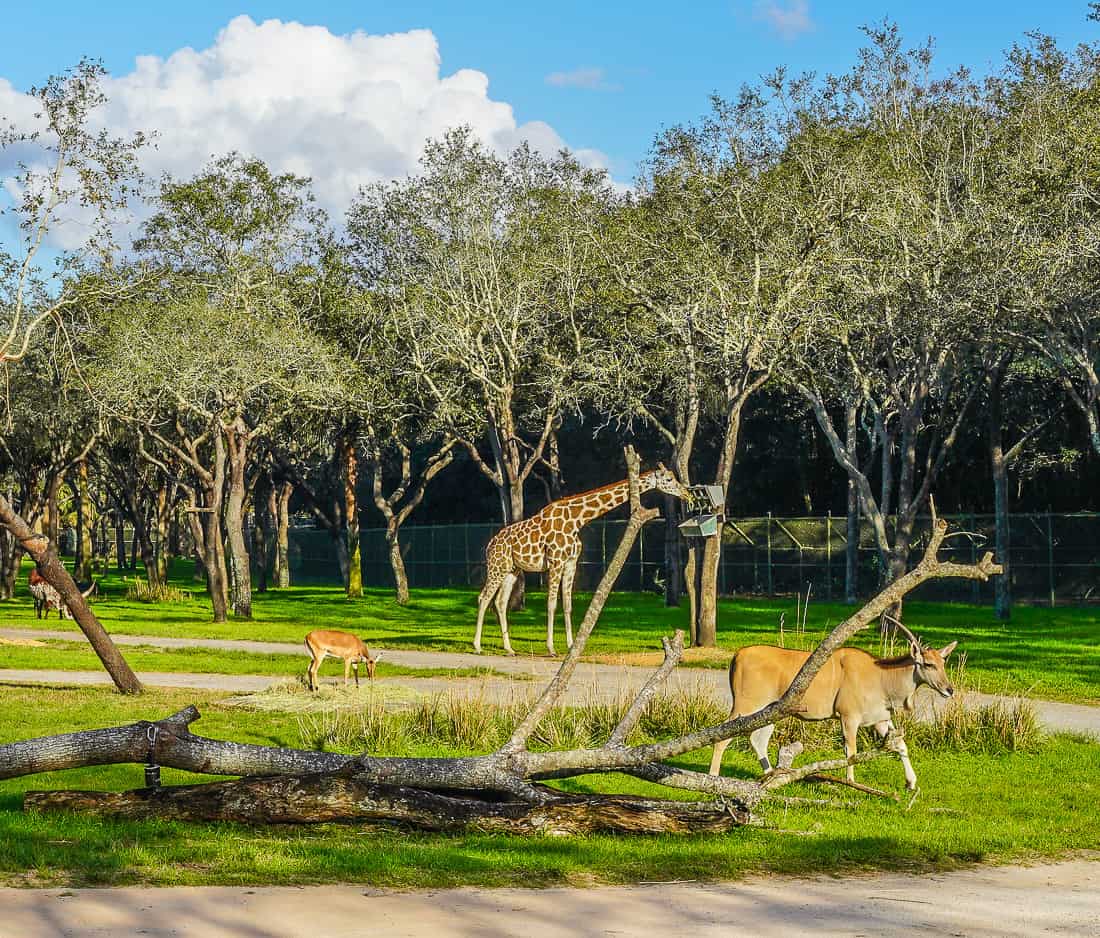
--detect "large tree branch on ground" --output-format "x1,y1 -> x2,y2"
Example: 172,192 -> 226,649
0,493 -> 1000,829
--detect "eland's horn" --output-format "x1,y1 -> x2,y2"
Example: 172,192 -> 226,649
881,613 -> 924,651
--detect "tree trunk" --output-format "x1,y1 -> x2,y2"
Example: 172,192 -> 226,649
134,513 -> 159,588
0,529 -> 19,600
154,481 -> 172,585
0,494 -> 142,694
274,481 -> 291,588
506,477 -> 526,610
114,510 -> 128,573
46,474 -> 63,547
663,494 -> 682,608
25,777 -> 749,833
845,401 -> 859,604
989,369 -> 1011,620
223,418 -> 253,619
344,437 -> 363,599
387,525 -> 409,605
202,431 -> 230,623
252,504 -> 268,594
74,461 -> 92,581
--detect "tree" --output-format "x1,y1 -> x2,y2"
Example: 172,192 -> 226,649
793,27 -> 991,591
588,79 -> 834,644
0,59 -> 145,693
89,157 -> 344,620
348,131 -> 610,607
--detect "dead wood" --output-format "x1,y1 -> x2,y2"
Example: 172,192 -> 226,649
24,776 -> 751,833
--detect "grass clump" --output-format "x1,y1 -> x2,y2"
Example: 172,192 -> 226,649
124,580 -> 192,603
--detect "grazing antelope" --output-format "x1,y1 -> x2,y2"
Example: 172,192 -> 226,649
28,569 -> 97,620
304,629 -> 383,691
708,619 -> 958,790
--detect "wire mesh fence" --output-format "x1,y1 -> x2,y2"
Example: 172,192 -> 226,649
283,511 -> 1100,605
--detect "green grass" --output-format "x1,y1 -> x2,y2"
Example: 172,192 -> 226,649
0,639 -> 511,682
3,559 -> 1098,704
0,684 -> 1097,888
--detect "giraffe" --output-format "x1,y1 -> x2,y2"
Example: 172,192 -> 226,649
474,466 -> 691,656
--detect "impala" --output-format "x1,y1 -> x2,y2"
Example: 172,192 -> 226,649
708,619 -> 957,790
304,629 -> 383,691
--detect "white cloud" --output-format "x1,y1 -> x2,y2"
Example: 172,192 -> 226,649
544,67 -> 620,91
0,16 -> 614,246
754,1 -> 814,41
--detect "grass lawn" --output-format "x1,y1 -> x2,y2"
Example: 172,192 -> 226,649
0,684 -> 1097,888
3,560 -> 1098,703
0,640 -> 511,682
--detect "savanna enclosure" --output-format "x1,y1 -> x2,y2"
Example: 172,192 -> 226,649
1,19 -> 1100,887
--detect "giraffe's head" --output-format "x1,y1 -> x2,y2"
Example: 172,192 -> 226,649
644,464 -> 691,501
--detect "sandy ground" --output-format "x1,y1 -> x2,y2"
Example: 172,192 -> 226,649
1,626 -> 1098,734
0,858 -> 1096,937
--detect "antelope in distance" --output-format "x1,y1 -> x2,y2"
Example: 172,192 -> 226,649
708,618 -> 958,790
28,568 -> 96,619
304,629 -> 384,691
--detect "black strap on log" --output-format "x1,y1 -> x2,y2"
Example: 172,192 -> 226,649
144,724 -> 161,789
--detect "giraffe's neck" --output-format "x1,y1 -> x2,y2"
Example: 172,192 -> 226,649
558,475 -> 655,524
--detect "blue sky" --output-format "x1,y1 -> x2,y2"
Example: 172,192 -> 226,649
2,1 -> 1098,179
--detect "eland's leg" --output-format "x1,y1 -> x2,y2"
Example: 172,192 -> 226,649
842,715 -> 860,783
750,724 -> 776,772
875,719 -> 916,791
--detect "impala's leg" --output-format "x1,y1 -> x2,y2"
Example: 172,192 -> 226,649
353,660 -> 360,688
343,657 -> 352,687
308,650 -> 323,692
495,572 -> 518,656
876,719 -> 916,790
545,564 -> 563,656
842,715 -> 860,784
560,557 -> 578,650
474,569 -> 503,654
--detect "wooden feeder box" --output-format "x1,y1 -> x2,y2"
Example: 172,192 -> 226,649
686,484 -> 725,512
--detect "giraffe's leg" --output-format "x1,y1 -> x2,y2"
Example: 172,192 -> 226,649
474,565 -> 504,654
545,564 -> 564,656
495,572 -> 519,656
560,557 -> 578,650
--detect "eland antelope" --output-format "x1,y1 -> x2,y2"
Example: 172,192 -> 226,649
708,619 -> 958,790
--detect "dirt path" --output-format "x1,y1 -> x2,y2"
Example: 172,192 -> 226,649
1,858 -> 1096,937
2,626 -> 1099,734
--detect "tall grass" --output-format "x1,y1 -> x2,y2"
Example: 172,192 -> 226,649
123,580 -> 192,603
295,685 -> 728,755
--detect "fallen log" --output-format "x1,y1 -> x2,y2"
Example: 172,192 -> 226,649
24,775 -> 752,834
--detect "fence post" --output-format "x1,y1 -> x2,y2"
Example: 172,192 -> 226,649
970,512 -> 979,604
766,511 -> 774,596
1047,510 -> 1055,608
826,512 -> 832,601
